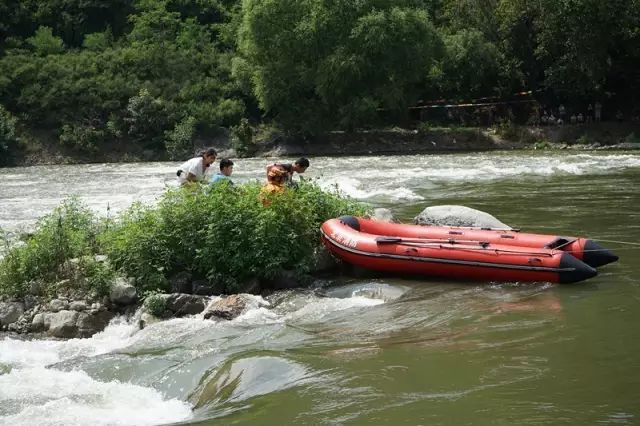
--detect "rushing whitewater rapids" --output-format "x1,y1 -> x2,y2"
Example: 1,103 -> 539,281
0,286 -> 400,425
1,151 -> 639,230
1,151 -> 639,425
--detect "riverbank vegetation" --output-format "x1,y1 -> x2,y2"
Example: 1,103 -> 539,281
0,183 -> 368,300
0,0 -> 638,163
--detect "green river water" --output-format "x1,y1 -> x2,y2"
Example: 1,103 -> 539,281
0,151 -> 639,425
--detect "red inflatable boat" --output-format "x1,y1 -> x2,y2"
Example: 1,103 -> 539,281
320,216 -> 617,284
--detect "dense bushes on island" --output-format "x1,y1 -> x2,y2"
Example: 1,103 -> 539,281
0,182 -> 369,300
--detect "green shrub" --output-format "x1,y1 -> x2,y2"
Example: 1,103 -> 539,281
125,88 -> 173,148
533,140 -> 552,150
28,26 -> 64,56
80,257 -> 116,298
59,123 -> 105,152
82,30 -> 113,51
0,198 -> 99,297
98,203 -> 171,293
165,116 -> 196,160
416,122 -> 432,134
0,235 -> 27,298
230,118 -> 254,157
102,181 -> 369,293
143,292 -> 167,317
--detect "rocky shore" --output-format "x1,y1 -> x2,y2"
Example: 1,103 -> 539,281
0,232 -> 342,339
0,255 -> 336,338
0,273 -> 305,338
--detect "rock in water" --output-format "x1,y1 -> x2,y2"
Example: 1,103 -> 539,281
76,311 -> 115,338
414,205 -> 512,229
203,295 -> 247,320
164,294 -> 207,316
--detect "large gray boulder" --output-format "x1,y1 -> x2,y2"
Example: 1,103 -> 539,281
44,310 -> 79,338
109,278 -> 137,305
76,311 -> 115,337
31,313 -> 46,332
48,299 -> 68,312
164,294 -> 207,316
69,301 -> 88,311
0,302 -> 24,327
414,205 -> 513,229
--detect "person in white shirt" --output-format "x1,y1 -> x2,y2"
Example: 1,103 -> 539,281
176,148 -> 217,186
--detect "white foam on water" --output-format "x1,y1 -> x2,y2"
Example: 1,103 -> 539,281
0,367 -> 192,426
323,282 -> 410,302
215,292 -> 387,326
0,317 -> 192,426
284,296 -> 385,323
319,176 -> 424,201
0,317 -> 139,369
233,306 -> 283,325
0,286 -> 391,426
314,153 -> 640,203
324,153 -> 640,188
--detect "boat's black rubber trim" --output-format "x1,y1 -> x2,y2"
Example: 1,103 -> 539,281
581,240 -> 619,268
558,252 -> 597,283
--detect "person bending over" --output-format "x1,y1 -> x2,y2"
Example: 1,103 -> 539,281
269,157 -> 310,187
176,148 -> 217,186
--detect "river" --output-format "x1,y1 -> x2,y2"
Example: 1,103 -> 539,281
1,151 -> 639,425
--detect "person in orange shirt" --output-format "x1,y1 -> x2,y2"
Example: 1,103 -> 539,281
260,164 -> 288,205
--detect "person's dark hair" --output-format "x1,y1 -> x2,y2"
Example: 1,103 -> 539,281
220,158 -> 234,170
295,157 -> 310,168
200,148 -> 217,157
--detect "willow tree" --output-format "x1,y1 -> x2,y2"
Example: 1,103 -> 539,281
236,0 -> 443,132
